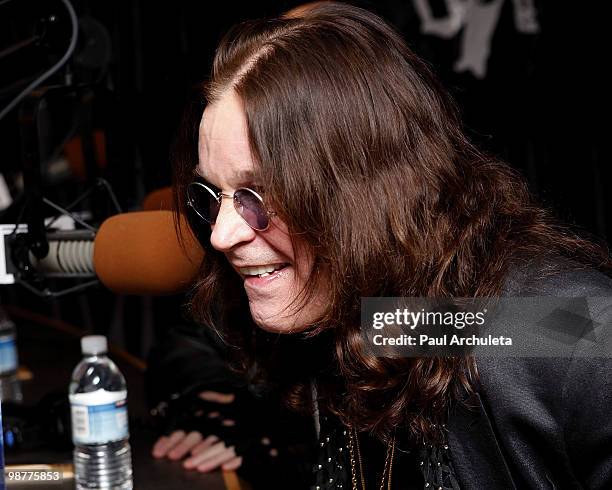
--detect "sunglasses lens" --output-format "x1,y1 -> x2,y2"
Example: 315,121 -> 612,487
187,183 -> 220,224
234,189 -> 269,230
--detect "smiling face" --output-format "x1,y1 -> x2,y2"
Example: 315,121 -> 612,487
197,90 -> 325,333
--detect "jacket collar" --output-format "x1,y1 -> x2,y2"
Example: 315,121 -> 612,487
447,391 -> 518,489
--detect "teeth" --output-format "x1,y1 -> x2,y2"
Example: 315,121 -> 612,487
239,264 -> 285,276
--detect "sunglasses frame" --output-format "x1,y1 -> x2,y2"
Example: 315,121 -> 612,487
186,181 -> 276,231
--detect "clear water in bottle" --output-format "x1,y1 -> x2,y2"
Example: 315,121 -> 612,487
69,335 -> 133,489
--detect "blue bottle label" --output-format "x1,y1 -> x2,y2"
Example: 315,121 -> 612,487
0,335 -> 17,374
69,390 -> 129,445
0,403 -> 5,490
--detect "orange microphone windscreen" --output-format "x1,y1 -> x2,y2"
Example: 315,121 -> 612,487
94,210 -> 204,295
142,187 -> 174,211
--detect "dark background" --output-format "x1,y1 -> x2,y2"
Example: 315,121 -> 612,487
0,0 -> 608,360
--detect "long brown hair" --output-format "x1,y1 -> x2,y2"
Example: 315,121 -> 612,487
173,2 -> 610,443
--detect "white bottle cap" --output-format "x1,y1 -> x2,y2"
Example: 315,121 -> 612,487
81,335 -> 108,355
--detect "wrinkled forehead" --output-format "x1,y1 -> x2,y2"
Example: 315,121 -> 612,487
197,91 -> 255,182
199,91 -> 249,141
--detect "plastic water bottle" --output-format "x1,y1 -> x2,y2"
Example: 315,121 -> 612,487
0,402 -> 6,490
0,308 -> 22,403
69,335 -> 133,489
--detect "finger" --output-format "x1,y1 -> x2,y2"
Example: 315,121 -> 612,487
152,436 -> 169,458
190,435 -> 219,456
198,391 -> 235,404
167,431 -> 203,460
152,430 -> 185,458
183,441 -> 229,469
196,447 -> 237,473
221,456 -> 243,471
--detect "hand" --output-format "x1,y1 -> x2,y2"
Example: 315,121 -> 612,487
152,430 -> 242,472
151,391 -> 242,472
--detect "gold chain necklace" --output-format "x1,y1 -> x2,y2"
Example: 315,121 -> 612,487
346,427 -> 396,490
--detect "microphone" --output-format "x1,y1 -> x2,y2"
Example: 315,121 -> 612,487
94,210 -> 203,295
142,186 -> 173,211
4,211 -> 204,296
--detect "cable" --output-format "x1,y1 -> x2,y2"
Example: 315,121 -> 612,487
0,0 -> 78,122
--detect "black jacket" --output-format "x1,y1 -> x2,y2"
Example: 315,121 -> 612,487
448,261 -> 612,489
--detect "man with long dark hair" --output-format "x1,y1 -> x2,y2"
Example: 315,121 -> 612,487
171,2 -> 612,488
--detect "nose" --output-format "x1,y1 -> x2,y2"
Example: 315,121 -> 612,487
210,196 -> 256,252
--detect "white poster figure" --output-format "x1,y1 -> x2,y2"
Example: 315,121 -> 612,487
413,0 -> 540,79
512,0 -> 540,34
453,0 -> 504,79
412,0 -> 467,39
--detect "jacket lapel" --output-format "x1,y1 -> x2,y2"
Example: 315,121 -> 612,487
447,391 -> 518,489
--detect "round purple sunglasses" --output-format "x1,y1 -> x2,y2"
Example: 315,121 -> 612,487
186,181 -> 276,231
